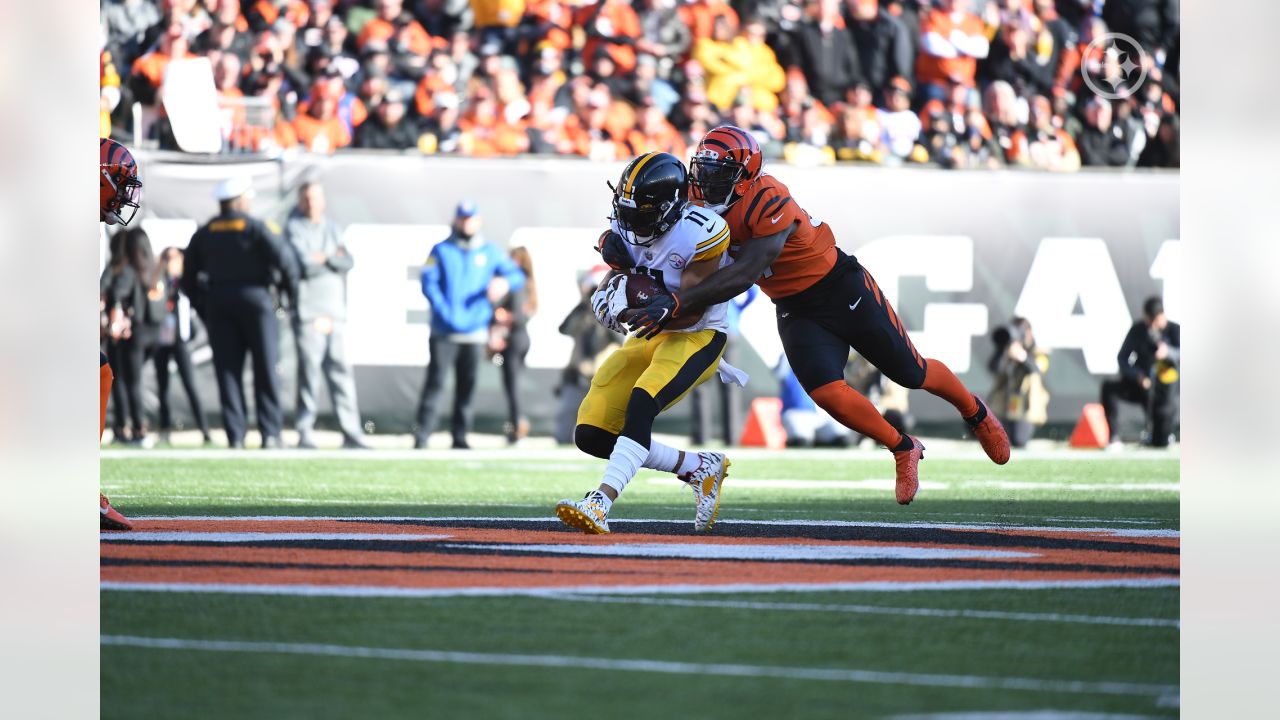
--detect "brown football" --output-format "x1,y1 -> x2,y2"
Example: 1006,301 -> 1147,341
602,271 -> 668,308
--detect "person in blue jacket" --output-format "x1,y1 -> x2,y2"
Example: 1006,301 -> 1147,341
414,200 -> 527,449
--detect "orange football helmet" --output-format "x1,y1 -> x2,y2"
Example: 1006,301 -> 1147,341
689,125 -> 762,213
100,137 -> 142,226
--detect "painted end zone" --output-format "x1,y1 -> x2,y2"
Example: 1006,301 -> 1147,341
101,517 -> 1179,598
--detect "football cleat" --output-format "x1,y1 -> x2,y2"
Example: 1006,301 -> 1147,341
555,491 -> 611,534
100,492 -> 132,531
893,437 -> 925,505
680,452 -> 729,532
971,396 -> 1011,465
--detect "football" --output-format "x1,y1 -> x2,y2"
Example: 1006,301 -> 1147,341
602,270 -> 668,308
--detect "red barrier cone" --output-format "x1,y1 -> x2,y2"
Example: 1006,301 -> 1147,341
1069,402 -> 1110,448
739,397 -> 787,449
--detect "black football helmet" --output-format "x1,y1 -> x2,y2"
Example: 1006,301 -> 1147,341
609,152 -> 688,246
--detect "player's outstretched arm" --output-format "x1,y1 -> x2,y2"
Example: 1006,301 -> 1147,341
627,222 -> 794,338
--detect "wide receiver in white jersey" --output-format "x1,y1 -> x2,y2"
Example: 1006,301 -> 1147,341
555,151 -> 747,535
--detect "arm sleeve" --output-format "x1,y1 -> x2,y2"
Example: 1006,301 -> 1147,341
179,230 -> 202,300
492,248 -> 527,292
1116,324 -> 1142,381
326,224 -> 354,273
262,220 -> 301,296
1165,323 -> 1180,365
420,248 -> 451,323
288,223 -> 328,279
743,185 -> 804,239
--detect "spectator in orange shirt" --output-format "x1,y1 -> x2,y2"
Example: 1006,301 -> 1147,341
678,0 -> 738,46
359,0 -> 436,57
293,82 -> 352,153
624,102 -> 686,157
577,0 -> 642,74
1011,94 -> 1080,171
916,0 -> 989,99
130,22 -> 194,107
472,0 -> 526,52
459,85 -> 530,156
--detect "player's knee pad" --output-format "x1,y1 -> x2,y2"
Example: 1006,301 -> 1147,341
574,424 -> 618,460
620,389 -> 659,448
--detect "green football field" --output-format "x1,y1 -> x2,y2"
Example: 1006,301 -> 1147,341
100,447 -> 1179,718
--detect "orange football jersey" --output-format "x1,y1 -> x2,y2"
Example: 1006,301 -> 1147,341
722,173 -> 836,299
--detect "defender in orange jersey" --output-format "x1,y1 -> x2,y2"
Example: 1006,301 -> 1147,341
100,137 -> 142,530
625,125 -> 1009,504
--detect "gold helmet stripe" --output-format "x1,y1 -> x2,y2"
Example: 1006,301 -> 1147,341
622,151 -> 659,201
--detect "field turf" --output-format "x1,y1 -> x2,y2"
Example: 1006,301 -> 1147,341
101,447 -> 1179,718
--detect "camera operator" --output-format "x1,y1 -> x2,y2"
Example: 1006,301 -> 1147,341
1100,296 -> 1180,448
987,317 -> 1050,448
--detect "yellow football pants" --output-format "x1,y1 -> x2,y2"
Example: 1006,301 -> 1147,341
577,329 -> 728,435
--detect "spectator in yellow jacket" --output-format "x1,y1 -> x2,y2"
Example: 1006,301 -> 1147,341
101,48 -> 122,138
693,16 -> 786,113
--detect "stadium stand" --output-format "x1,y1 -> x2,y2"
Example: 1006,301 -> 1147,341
101,0 -> 1179,167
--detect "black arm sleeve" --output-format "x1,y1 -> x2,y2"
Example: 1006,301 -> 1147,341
1116,323 -> 1143,382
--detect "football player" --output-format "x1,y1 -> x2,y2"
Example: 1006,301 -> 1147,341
100,137 -> 143,530
625,127 -> 1010,504
556,152 -> 745,534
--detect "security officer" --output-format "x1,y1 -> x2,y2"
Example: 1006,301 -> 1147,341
182,176 -> 300,449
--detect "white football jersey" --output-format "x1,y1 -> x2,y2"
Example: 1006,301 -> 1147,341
611,204 -> 732,333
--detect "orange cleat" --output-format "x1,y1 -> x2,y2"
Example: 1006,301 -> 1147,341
971,396 -> 1011,465
893,436 -> 925,505
100,493 -> 132,531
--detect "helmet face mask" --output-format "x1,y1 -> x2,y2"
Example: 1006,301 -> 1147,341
101,167 -> 142,226
689,156 -> 744,213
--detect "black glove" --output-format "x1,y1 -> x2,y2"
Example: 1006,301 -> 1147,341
626,292 -> 680,339
597,230 -> 635,270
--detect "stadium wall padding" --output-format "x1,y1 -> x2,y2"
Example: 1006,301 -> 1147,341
124,153 -> 1179,436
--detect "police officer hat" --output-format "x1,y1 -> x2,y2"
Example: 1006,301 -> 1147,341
212,176 -> 256,202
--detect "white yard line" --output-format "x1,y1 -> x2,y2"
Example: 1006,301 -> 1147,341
99,635 -> 1177,697
650,478 -> 1178,493
969,481 -> 1179,492
121,515 -> 1180,538
541,594 -> 1179,629
100,446 -> 1178,462
100,531 -> 450,543
885,707 -> 1167,712
448,542 -> 1036,561
100,577 -> 1180,599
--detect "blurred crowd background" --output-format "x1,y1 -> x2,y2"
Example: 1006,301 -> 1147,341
101,0 -> 1179,169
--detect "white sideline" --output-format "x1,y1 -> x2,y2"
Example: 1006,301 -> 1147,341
100,577 -> 1180,599
99,635 -> 1178,697
100,445 -> 1178,461
123,515 -> 1181,538
541,594 -> 1180,629
99,531 -> 450,543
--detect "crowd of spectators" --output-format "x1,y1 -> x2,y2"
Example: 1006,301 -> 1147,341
101,0 -> 1179,169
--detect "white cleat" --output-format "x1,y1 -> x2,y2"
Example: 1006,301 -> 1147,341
682,452 -> 730,533
555,491 -> 611,534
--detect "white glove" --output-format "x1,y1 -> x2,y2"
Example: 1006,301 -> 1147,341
591,276 -> 629,334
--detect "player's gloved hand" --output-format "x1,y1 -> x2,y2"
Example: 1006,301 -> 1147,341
627,292 -> 680,339
590,276 -> 629,334
597,230 -> 635,270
